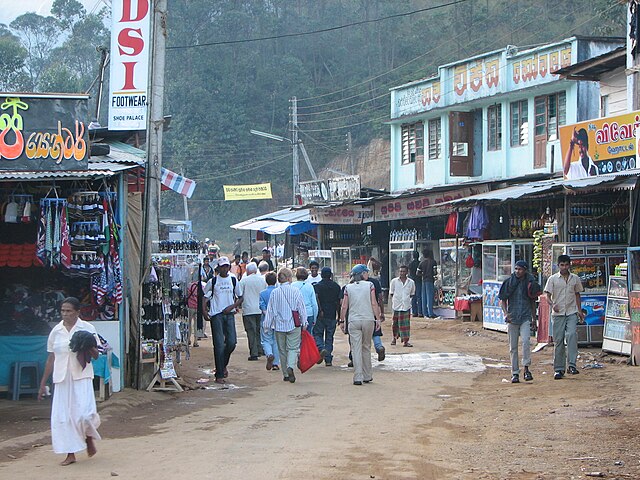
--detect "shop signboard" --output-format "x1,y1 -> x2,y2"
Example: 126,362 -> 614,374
629,291 -> 640,365
108,0 -> 152,130
374,185 -> 488,221
328,175 -> 360,201
560,111 -> 639,180
310,206 -> 372,225
300,180 -> 328,204
0,95 -> 89,171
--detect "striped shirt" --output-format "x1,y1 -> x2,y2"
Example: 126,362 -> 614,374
263,283 -> 307,332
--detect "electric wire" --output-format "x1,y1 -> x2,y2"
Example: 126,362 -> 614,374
167,0 -> 469,50
294,2 -> 622,134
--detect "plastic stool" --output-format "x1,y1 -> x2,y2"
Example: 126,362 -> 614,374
8,362 -> 41,401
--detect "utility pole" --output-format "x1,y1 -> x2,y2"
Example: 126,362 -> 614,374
141,0 -> 167,277
346,131 -> 354,174
290,96 -> 300,205
181,168 -> 189,221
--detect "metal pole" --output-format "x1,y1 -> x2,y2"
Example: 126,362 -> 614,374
141,0 -> 167,277
181,168 -> 189,222
347,131 -> 354,174
291,96 -> 300,205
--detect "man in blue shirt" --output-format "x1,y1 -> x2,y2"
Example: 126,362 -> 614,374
498,260 -> 537,384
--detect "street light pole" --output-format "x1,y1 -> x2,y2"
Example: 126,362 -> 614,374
290,96 -> 299,205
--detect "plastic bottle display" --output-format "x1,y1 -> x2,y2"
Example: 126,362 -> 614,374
569,203 -> 628,244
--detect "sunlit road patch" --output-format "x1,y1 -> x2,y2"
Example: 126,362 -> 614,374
373,352 -> 486,373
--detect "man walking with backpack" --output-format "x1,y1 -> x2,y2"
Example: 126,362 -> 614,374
498,260 -> 540,384
203,257 -> 243,384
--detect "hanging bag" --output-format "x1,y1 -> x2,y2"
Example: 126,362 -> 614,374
298,329 -> 320,373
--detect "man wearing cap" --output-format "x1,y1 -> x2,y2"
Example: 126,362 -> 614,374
239,262 -> 267,361
313,267 -> 341,366
261,247 -> 274,271
498,260 -> 538,384
544,254 -> 584,379
203,256 -> 243,384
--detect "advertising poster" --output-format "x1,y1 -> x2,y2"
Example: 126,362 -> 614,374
223,183 -> 272,200
0,95 -> 89,171
482,281 -> 506,331
580,295 -> 606,326
109,0 -> 152,130
559,111 -> 639,180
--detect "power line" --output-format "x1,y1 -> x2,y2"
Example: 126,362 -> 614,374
294,2 -> 621,133
298,1 -> 539,108
167,0 -> 469,50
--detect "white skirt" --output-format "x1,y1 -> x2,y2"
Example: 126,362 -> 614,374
51,374 -> 101,454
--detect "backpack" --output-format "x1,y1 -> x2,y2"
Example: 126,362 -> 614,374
527,277 -> 542,299
211,275 -> 238,295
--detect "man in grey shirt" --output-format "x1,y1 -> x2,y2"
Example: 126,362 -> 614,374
544,254 -> 584,379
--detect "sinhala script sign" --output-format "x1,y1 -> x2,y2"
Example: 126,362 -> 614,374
108,0 -> 151,130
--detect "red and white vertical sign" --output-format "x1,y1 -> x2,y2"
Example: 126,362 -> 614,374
108,0 -> 151,130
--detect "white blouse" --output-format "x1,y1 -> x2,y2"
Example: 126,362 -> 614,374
47,319 -> 98,383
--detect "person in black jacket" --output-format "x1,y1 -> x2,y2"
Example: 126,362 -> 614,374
417,249 -> 438,318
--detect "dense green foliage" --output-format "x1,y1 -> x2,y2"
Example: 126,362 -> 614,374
1,0 -> 627,247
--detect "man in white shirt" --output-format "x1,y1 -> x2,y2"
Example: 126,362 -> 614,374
544,254 -> 584,379
203,256 -> 242,384
389,265 -> 416,347
307,260 -> 321,285
563,127 -> 599,180
239,262 -> 267,361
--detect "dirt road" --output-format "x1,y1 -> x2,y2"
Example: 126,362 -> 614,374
1,317 -> 639,479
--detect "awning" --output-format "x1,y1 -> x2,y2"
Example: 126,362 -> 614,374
230,208 -> 313,235
447,172 -> 639,206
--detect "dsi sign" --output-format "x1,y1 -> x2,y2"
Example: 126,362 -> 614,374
0,95 -> 89,171
108,0 -> 151,130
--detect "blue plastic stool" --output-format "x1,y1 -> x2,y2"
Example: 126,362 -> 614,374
8,362 -> 41,401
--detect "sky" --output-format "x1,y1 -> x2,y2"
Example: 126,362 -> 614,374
0,0 -> 105,27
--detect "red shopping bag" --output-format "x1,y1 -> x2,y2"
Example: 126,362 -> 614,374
298,329 -> 321,373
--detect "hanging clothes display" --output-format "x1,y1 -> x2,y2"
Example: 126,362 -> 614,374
36,198 -> 69,268
466,205 -> 490,240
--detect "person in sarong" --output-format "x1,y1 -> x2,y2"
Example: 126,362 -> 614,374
389,266 -> 416,347
39,297 -> 101,466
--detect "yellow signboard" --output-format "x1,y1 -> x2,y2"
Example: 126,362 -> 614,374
560,111 -> 639,179
223,183 -> 272,200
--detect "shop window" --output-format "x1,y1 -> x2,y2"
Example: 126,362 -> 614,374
600,94 -> 610,117
487,104 -> 502,151
428,118 -> 441,160
510,100 -> 528,147
401,122 -> 424,165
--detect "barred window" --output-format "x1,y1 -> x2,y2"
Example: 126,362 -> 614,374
428,118 -> 441,160
487,104 -> 502,151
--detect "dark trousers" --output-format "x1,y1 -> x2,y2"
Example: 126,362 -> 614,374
210,313 -> 237,378
242,314 -> 262,357
313,315 -> 337,362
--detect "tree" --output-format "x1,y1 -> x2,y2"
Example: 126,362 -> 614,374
9,13 -> 60,90
51,0 -> 87,32
0,33 -> 28,91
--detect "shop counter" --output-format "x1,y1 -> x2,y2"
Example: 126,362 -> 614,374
0,336 -> 48,390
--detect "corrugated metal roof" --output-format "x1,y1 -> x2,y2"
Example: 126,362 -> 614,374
0,161 -> 137,181
106,141 -> 146,160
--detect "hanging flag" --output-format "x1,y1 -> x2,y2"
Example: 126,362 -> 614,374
161,168 -> 197,198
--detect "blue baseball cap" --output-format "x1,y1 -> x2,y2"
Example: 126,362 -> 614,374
351,264 -> 369,275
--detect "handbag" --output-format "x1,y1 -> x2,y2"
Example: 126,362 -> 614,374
286,294 -> 302,327
298,329 -> 321,373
